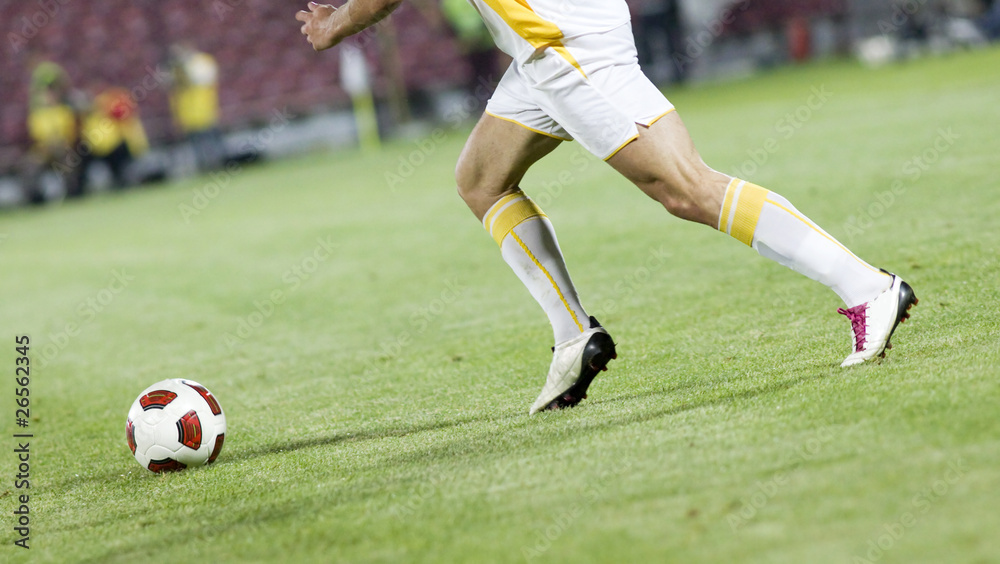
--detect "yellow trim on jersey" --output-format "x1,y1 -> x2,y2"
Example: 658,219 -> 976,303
511,231 -> 586,333
479,0 -> 562,44
484,190 -> 526,231
765,197 -> 885,275
730,182 -> 769,246
719,178 -> 740,232
485,111 -> 572,141
550,44 -> 587,77
603,133 -> 640,161
478,0 -> 586,76
491,197 -> 547,245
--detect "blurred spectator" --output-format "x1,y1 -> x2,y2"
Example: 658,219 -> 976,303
168,43 -> 226,171
74,87 -> 150,196
630,0 -> 688,84
24,60 -> 83,203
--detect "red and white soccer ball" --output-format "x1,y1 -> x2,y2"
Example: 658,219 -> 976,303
126,379 -> 226,473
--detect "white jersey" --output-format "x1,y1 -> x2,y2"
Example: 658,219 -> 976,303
467,0 -> 632,64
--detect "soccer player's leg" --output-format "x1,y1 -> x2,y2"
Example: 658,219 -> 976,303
455,115 -> 616,413
606,112 -> 917,366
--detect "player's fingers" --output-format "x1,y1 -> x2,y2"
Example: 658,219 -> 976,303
295,10 -> 311,23
309,2 -> 336,16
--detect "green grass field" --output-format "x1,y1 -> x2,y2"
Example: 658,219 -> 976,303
2,47 -> 1000,563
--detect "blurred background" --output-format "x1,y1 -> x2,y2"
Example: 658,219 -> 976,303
1,0 -> 996,207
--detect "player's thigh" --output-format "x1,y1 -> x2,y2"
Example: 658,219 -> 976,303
606,111 -> 731,226
456,113 -> 562,220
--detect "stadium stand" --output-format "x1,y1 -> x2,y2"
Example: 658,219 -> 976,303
0,0 -> 468,174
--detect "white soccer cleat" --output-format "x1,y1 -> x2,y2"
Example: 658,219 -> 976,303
838,273 -> 918,367
530,317 -> 617,414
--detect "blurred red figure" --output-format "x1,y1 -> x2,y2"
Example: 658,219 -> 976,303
74,86 -> 150,195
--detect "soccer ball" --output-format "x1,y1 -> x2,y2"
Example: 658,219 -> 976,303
126,379 -> 226,473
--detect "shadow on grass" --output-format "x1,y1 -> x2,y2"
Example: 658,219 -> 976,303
579,368 -> 835,435
55,367 -> 831,493
52,412 -> 507,491
224,412 -> 505,463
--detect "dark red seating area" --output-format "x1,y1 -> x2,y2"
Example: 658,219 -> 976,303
0,0 -> 468,171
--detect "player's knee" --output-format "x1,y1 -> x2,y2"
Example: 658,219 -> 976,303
454,169 -> 483,208
455,154 -> 502,204
454,156 -> 476,202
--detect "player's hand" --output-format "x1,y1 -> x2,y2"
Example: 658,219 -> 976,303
296,2 -> 340,51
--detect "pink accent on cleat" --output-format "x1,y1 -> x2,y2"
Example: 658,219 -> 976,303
838,304 -> 868,352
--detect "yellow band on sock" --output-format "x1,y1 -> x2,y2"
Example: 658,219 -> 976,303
483,191 -> 526,232
718,178 -> 741,233
729,181 -> 769,247
489,195 -> 546,246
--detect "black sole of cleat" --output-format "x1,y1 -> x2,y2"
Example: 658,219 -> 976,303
543,332 -> 617,411
881,281 -> 918,358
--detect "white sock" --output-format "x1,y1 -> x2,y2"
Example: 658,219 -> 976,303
484,190 -> 589,344
719,179 -> 891,307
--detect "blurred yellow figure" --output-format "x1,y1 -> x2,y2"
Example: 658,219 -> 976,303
82,88 -> 149,155
76,87 -> 150,193
24,61 -> 80,202
169,44 -> 226,170
27,62 -> 77,153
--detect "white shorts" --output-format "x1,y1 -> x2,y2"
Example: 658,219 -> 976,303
484,23 -> 675,160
